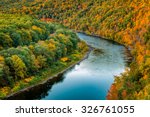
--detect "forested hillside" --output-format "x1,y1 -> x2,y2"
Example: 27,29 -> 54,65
0,0 -> 150,99
0,14 -> 87,98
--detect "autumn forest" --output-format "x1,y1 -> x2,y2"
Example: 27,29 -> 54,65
0,0 -> 150,99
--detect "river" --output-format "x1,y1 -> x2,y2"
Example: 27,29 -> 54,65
37,33 -> 126,100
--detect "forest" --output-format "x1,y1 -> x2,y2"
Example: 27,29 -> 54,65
0,14 -> 88,98
0,0 -> 150,99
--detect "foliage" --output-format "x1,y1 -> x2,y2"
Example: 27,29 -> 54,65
0,14 -> 57,49
0,0 -> 150,99
0,14 -> 83,88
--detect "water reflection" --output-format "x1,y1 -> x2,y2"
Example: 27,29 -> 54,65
39,33 -> 126,100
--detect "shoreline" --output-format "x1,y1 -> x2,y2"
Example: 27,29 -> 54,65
3,45 -> 93,100
75,30 -> 124,46
76,31 -> 133,63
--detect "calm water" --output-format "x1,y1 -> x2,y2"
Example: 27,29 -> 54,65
40,33 -> 126,100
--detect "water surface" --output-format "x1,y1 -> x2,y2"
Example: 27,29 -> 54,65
40,33 -> 126,100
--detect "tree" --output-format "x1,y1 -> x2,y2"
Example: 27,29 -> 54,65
9,55 -> 27,80
0,33 -> 13,48
10,32 -> 22,47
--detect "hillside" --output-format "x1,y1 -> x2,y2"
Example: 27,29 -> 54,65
0,14 -> 88,98
0,0 -> 150,99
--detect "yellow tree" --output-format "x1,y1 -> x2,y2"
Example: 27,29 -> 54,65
10,55 -> 27,80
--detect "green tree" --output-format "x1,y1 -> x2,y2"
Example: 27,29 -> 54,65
0,33 -> 13,48
9,55 -> 27,80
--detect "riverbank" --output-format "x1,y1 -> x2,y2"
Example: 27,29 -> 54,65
75,31 -> 124,46
76,32 -> 133,63
2,42 -> 91,100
